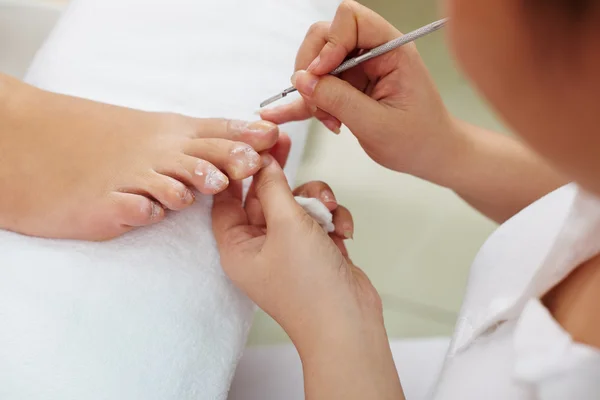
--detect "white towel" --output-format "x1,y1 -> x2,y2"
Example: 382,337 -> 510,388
0,1 -> 339,399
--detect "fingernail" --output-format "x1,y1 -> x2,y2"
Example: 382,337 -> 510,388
320,189 -> 336,205
262,154 -> 273,168
343,224 -> 354,240
291,70 -> 318,96
307,56 -> 320,72
322,118 -> 341,134
196,161 -> 229,192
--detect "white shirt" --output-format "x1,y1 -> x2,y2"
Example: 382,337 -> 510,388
434,184 -> 600,399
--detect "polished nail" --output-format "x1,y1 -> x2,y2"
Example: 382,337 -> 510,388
231,144 -> 261,171
205,169 -> 228,191
196,161 -> 229,192
307,56 -> 320,72
229,120 -> 275,135
246,120 -> 276,134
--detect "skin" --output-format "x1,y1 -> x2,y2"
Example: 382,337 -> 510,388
213,0 -> 600,397
0,73 -> 279,240
261,2 -> 567,224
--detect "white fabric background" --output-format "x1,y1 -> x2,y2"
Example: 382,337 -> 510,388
0,1 -> 339,399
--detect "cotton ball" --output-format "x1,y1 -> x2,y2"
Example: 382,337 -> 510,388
294,196 -> 335,233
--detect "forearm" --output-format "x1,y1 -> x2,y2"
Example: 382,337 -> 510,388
293,317 -> 404,400
431,118 -> 567,223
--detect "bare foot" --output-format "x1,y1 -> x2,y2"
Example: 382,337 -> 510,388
0,74 -> 279,240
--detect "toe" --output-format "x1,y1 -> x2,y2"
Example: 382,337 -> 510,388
177,156 -> 230,195
192,118 -> 279,150
109,192 -> 166,227
146,173 -> 194,211
184,138 -> 263,180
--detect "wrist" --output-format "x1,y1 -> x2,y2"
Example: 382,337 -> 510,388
294,313 -> 404,400
412,115 -> 474,189
285,294 -> 386,358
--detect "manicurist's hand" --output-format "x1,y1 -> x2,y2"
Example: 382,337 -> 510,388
212,139 -> 404,399
260,0 -> 460,180
261,0 -> 567,224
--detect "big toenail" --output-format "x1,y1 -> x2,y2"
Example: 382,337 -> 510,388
246,120 -> 276,134
229,120 -> 276,135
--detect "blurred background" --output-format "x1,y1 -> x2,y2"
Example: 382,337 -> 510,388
1,0 -> 507,345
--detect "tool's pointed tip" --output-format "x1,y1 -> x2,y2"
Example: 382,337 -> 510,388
260,93 -> 284,108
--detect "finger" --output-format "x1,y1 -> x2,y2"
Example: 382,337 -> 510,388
184,139 -> 262,180
269,133 -> 292,168
332,205 -> 354,239
212,180 -> 250,251
295,21 -> 331,71
191,118 -> 279,150
253,155 -> 300,225
308,0 -> 400,76
260,98 -> 342,135
292,70 -> 383,136
293,181 -> 338,211
260,99 -> 312,124
246,134 -> 292,226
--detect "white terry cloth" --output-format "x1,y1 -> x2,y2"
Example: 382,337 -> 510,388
229,337 -> 450,400
0,1 -> 340,399
433,184 -> 600,399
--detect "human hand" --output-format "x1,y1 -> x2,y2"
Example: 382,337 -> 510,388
260,0 -> 462,180
211,140 -> 382,346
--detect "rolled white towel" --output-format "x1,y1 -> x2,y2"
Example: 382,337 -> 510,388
0,1 -> 340,399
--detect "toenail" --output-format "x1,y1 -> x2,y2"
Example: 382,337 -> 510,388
196,160 -> 229,192
231,144 -> 260,171
246,120 -> 276,134
205,169 -> 228,192
150,202 -> 162,219
182,188 -> 194,203
229,120 -> 276,135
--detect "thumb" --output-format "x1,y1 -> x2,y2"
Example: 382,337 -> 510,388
291,70 -> 382,135
253,155 -> 301,226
